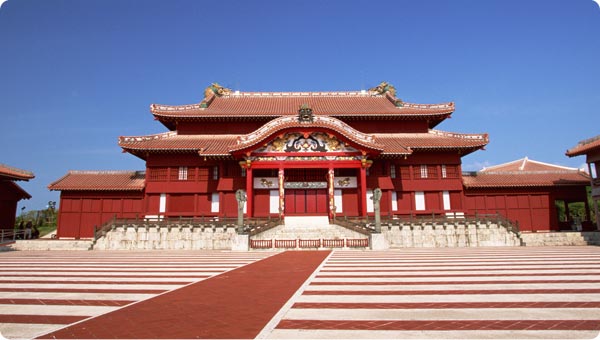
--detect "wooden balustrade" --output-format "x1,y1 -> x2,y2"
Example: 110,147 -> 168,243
298,239 -> 321,248
347,238 -> 369,247
274,239 -> 297,248
322,239 -> 345,248
249,239 -> 272,249
249,238 -> 369,249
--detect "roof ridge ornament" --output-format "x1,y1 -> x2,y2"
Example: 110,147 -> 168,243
200,83 -> 232,108
369,81 -> 403,107
298,103 -> 314,123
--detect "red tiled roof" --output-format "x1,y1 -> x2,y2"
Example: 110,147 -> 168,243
463,172 -> 590,188
375,130 -> 489,156
0,163 -> 34,181
566,135 -> 600,157
48,171 -> 145,191
119,132 -> 238,159
119,129 -> 487,159
151,91 -> 454,120
480,157 -> 577,173
463,158 -> 590,188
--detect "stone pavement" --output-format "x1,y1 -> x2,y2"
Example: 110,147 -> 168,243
0,247 -> 599,339
0,250 -> 276,339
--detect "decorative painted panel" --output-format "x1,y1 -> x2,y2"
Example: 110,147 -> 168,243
333,176 -> 357,189
254,132 -> 359,153
284,182 -> 327,189
254,177 -> 278,189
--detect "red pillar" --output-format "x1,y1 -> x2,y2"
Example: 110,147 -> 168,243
360,166 -> 367,217
328,168 -> 335,220
246,168 -> 253,218
278,168 -> 285,218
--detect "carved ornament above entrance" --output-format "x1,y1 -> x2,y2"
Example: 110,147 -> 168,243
254,132 -> 359,154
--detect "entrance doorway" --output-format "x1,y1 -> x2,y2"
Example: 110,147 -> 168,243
285,189 -> 328,215
284,169 -> 328,215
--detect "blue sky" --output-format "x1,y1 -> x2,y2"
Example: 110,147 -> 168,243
1,0 -> 599,212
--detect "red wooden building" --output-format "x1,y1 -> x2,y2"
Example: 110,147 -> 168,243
49,82 -> 591,238
567,135 -> 600,230
463,157 -> 591,231
0,164 -> 34,230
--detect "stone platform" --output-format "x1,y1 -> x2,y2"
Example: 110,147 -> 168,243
1,247 -> 599,339
11,239 -> 93,251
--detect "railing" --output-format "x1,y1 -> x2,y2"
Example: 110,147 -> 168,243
247,217 -> 283,236
0,229 -> 26,243
299,239 -> 321,248
274,239 -> 297,248
347,238 -> 369,247
249,239 -> 272,249
250,238 -> 369,249
94,215 -> 282,241
330,216 -> 373,235
333,212 -> 520,236
322,239 -> 345,248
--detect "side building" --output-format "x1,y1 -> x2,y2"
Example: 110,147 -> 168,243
567,135 -> 600,230
0,164 -> 34,230
48,82 -> 591,238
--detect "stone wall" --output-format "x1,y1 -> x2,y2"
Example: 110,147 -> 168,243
382,221 -> 522,248
93,224 -> 237,250
520,231 -> 600,246
12,239 -> 93,251
87,222 -> 600,251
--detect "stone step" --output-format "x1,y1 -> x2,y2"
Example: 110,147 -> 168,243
253,223 -> 364,241
284,216 -> 330,227
12,239 -> 94,251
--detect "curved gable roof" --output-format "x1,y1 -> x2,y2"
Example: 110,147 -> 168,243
229,115 -> 384,154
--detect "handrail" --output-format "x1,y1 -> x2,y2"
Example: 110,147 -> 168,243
94,215 -> 282,240
0,229 -> 26,243
333,212 -> 520,237
331,217 -> 374,235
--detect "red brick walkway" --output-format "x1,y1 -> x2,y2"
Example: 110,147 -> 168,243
38,251 -> 330,339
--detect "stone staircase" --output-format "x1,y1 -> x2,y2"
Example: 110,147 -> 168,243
252,216 -> 366,241
246,216 -> 371,250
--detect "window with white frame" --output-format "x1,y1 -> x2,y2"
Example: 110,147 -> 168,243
213,166 -> 219,180
269,190 -> 279,214
441,165 -> 447,178
159,193 -> 167,213
390,164 -> 396,179
420,165 -> 428,178
334,189 -> 343,213
178,166 -> 188,180
211,193 -> 219,213
415,191 -> 425,211
443,191 -> 451,210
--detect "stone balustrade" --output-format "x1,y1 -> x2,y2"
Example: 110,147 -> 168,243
381,220 -> 522,248
93,224 -> 238,250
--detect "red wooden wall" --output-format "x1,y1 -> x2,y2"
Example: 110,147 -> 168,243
0,181 -> 26,230
57,191 -> 144,238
